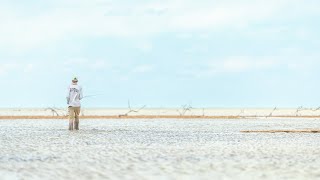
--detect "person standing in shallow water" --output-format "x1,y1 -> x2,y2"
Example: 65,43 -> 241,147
66,77 -> 83,130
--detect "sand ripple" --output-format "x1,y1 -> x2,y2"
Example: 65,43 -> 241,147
1,119 -> 320,180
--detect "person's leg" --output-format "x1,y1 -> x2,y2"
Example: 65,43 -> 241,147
68,107 -> 75,130
74,107 -> 80,130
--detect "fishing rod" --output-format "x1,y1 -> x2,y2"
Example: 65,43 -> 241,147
81,94 -> 105,100
68,93 -> 104,103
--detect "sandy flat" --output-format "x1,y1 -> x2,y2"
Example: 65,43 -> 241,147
1,118 -> 320,180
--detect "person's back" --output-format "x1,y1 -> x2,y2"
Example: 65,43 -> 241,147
66,77 -> 83,130
67,84 -> 83,107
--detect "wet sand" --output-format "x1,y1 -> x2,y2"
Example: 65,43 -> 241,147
1,119 -> 320,180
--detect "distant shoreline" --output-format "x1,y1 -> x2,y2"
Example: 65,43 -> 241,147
1,115 -> 320,120
1,108 -> 320,119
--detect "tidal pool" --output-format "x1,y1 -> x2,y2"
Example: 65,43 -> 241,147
0,119 -> 320,180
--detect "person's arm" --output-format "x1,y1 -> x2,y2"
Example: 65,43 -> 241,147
79,86 -> 83,100
66,86 -> 70,104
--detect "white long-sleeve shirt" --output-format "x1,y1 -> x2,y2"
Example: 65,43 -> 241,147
66,84 -> 83,107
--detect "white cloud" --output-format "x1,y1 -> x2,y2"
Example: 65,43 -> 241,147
63,58 -> 89,66
181,52 -> 320,78
0,63 -> 18,75
23,64 -> 35,73
135,41 -> 153,53
63,58 -> 110,70
1,0 -> 316,52
211,57 -> 278,73
176,33 -> 193,39
187,56 -> 280,78
0,63 -> 35,75
90,60 -> 109,70
132,65 -> 154,73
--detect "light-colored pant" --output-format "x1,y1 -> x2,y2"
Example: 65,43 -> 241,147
68,107 -> 80,130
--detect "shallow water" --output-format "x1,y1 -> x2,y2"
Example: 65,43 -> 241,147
0,119 -> 320,180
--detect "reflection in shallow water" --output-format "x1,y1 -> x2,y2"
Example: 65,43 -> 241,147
1,119 -> 320,180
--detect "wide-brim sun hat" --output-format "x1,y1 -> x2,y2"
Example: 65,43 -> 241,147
72,77 -> 78,82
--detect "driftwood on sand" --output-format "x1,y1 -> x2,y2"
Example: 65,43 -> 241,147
241,129 -> 320,133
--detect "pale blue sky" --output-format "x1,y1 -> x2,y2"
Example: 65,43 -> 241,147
0,0 -> 319,108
